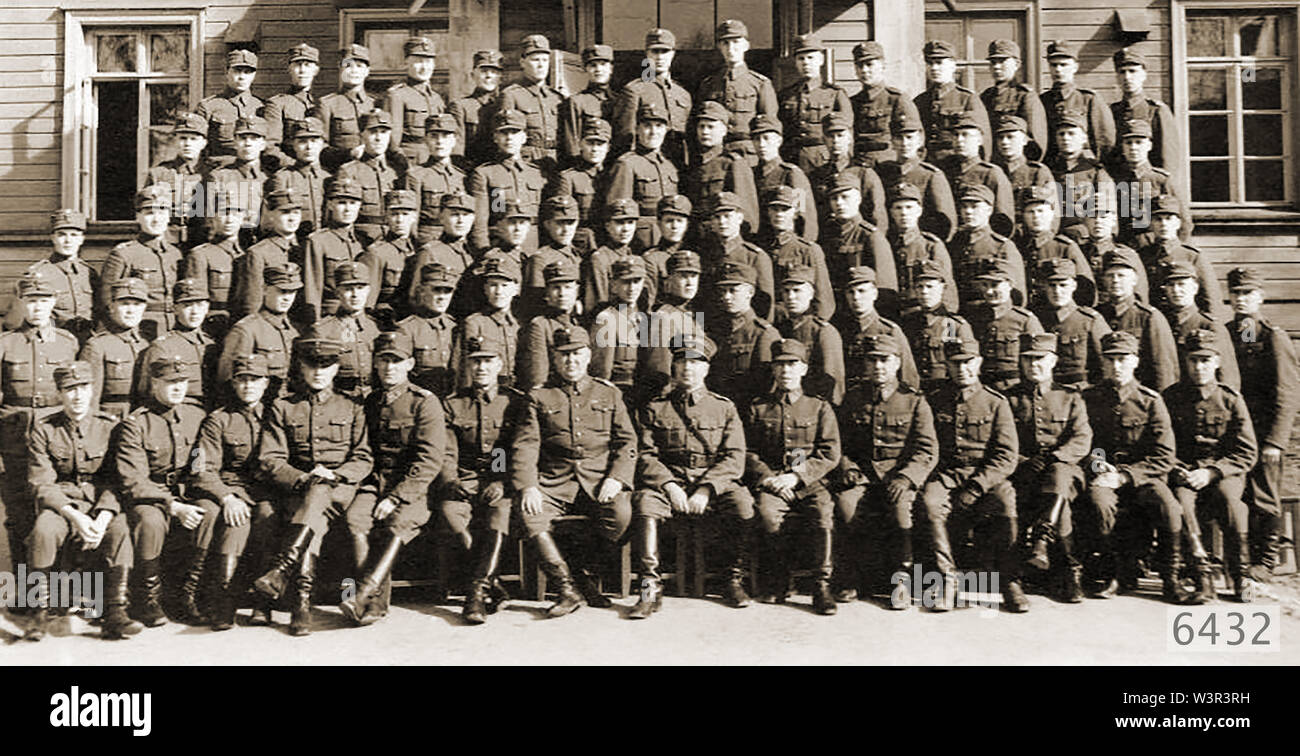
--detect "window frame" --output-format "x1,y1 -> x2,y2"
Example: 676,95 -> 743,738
339,6 -> 452,99
61,9 -> 203,224
924,0 -> 1040,95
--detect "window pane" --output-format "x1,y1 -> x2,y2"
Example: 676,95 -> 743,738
1188,69 -> 1227,110
969,18 -> 1020,61
363,29 -> 412,72
149,126 -> 177,168
96,34 -> 138,73
1239,15 -> 1281,57
148,83 -> 188,125
95,81 -> 139,220
1244,114 -> 1284,156
1242,67 -> 1282,109
1190,161 -> 1231,202
926,19 -> 966,58
1245,160 -> 1285,201
718,0 -> 772,48
1189,115 -> 1229,156
150,32 -> 189,73
1188,16 -> 1227,57
661,0 -> 716,50
603,4 -> 657,50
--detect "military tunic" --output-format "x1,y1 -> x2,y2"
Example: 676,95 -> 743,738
79,325 -> 147,421
197,88 -> 265,158
914,81 -> 991,164
982,80 -> 1049,160
397,311 -> 457,397
384,78 -> 447,164
98,235 -> 182,339
780,79 -> 851,170
744,388 -> 842,532
849,83 -> 914,168
437,383 -> 520,536
499,80 -> 565,167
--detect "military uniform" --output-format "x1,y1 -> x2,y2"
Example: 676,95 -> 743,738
180,228 -> 242,336
29,209 -> 97,341
438,377 -> 518,543
818,205 -> 898,317
1096,294 -> 1180,392
948,224 -> 1026,313
968,286 -> 1046,394
764,226 -> 833,321
850,78 -> 915,170
337,112 -> 403,245
136,280 -> 215,409
307,262 -> 381,397
982,81 -> 1048,162
218,263 -> 303,403
311,47 -> 377,170
612,29 -> 692,168
396,301 -> 457,398
942,154 -> 1016,237
520,196 -> 583,321
1042,80 -> 1115,165
548,154 -> 608,252
899,289 -> 975,395
914,78 -> 991,165
197,50 -> 264,159
144,117 -> 207,249
204,116 -> 270,236
360,231 -> 416,328
807,156 -> 888,232
876,156 -> 957,242
498,36 -> 564,169
1139,235 -> 1228,323
606,104 -> 679,249
705,262 -> 781,409
383,38 -> 446,165
1045,150 -> 1113,243
262,44 -> 320,171
1109,48 -> 1182,183
780,63 -> 851,171
449,50 -> 503,165
775,300 -> 846,406
458,258 -> 521,388
888,226 -> 958,314
1109,160 -> 1190,248
1082,236 -> 1148,303
99,197 -> 182,340
300,176 -> 366,324
233,225 -> 298,323
681,141 -> 760,235
559,45 -> 615,165
640,256 -> 705,400
268,117 -> 331,236
840,307 -> 920,392
589,258 -> 646,393
466,111 -> 545,251
402,115 -> 466,245
580,200 -> 639,315
518,284 -> 580,390
1164,303 -> 1242,391
999,156 -> 1056,232
697,66 -> 777,167
752,130 -> 818,242
1031,292 -> 1112,389
79,315 -> 149,423
1012,226 -> 1097,308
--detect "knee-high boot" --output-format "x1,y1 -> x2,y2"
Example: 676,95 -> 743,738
209,554 -> 241,631
289,552 -> 315,636
253,524 -> 314,600
339,532 -> 401,626
628,517 -> 662,619
462,531 -> 507,624
130,558 -> 167,627
102,565 -> 144,639
533,531 -> 582,618
812,528 -> 837,615
176,548 -> 210,625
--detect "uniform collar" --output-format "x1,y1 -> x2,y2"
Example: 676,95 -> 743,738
309,386 -> 335,404
930,81 -> 956,96
22,323 -> 56,342
472,383 -> 497,402
1053,82 -> 1077,97
870,379 -> 898,402
777,387 -> 803,403
1193,381 -> 1216,399
382,381 -> 409,405
673,384 -> 707,405
957,383 -> 981,401
562,374 -> 592,395
1108,379 -> 1137,402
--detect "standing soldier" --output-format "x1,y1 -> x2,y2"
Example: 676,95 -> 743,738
607,104 -> 678,250
116,355 -> 217,626
268,118 -> 330,238
941,115 -> 1015,237
196,49 -> 264,161
1030,259 -> 1112,389
499,35 -> 564,172
775,265 -> 846,405
1138,195 -> 1225,322
919,337 -> 1026,612
700,192 -> 775,321
948,183 -> 1025,313
967,259 -> 1045,393
848,41 -> 915,171
641,251 -> 706,400
383,36 -> 445,166
640,195 -> 693,309
819,175 -> 897,318
705,261 -> 781,409
915,40 -> 991,165
204,116 -> 270,243
233,188 -> 302,322
359,189 -> 420,327
300,175 -> 366,325
1013,185 -> 1096,308
1081,207 -> 1149,303
519,260 -> 583,390
263,43 -> 320,172
808,113 -> 888,232
313,45 -> 376,171
511,326 -> 638,617
458,253 -> 522,387
743,339 -> 842,614
406,193 -> 477,319
1226,268 -> 1300,583
1006,333 -> 1092,603
751,116 -> 818,242
1095,251 -> 1180,392
80,278 -> 150,421
876,112 -> 957,242
137,279 -> 216,410
763,185 -> 832,320
467,109 -> 546,253
338,110 -> 401,247
309,262 -> 381,398
779,35 -> 850,173
255,336 -> 373,636
580,199 -> 640,316
449,50 -> 503,166
99,185 -> 182,341
613,29 -> 692,169
682,102 -> 760,236
885,182 -> 957,315
547,117 -> 611,255
981,40 -> 1048,161
397,262 -> 459,397
1110,119 -> 1189,249
629,334 -> 754,617
837,265 -> 918,391
1158,261 -> 1241,390
521,195 -> 583,321
697,20 -> 777,168
180,187 -> 244,338
589,257 -> 647,395
219,263 -> 303,404
559,45 -> 615,166
1041,41 -> 1115,164
1109,47 -> 1181,187
0,270 -> 78,572
27,209 -> 97,343
24,361 -> 142,641
338,330 -> 445,626
146,113 -> 208,248
899,261 -> 975,395
992,115 -> 1055,230
403,114 -> 465,246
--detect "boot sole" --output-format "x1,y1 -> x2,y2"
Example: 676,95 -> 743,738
545,602 -> 583,619
339,600 -> 366,625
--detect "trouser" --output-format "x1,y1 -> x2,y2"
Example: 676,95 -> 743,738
27,508 -> 133,569
518,487 -> 632,544
633,484 -> 754,579
756,486 -> 834,534
348,488 -> 431,545
1246,453 -> 1284,565
439,487 -> 513,543
919,470 -> 1017,578
1012,461 -> 1082,542
282,481 -> 359,556
836,481 -> 917,590
200,494 -> 277,556
0,451 -> 33,570
127,499 -> 220,561
1179,476 -> 1250,578
1077,480 -> 1181,578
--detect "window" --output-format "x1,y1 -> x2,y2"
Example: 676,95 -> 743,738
925,5 -> 1036,94
61,11 -> 203,222
1183,9 -> 1295,206
340,7 -> 450,100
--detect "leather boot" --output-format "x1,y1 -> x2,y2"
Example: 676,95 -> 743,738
23,574 -> 49,642
628,517 -> 662,619
289,552 -> 315,636
463,580 -> 491,624
534,532 -> 583,618
995,517 -> 1029,612
340,532 -> 402,626
1248,511 -> 1280,582
888,529 -> 915,608
351,532 -> 370,577
176,548 -> 209,625
1161,535 -> 1195,605
723,526 -> 752,608
929,572 -> 958,612
210,554 -> 240,631
1026,509 -> 1059,571
130,558 -> 167,627
1058,534 -> 1084,604
755,532 -> 789,604
575,528 -> 613,608
832,523 -> 858,603
812,528 -> 837,616
254,525 -> 314,600
463,531 -> 507,623
102,566 -> 143,639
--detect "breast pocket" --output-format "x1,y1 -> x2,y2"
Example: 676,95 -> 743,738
287,420 -> 310,445
730,90 -> 757,121
1119,416 -> 1145,446
133,266 -> 161,290
634,174 -> 661,200
413,344 -> 445,370
328,417 -> 350,443
589,399 -> 614,433
382,420 -> 412,447
654,420 -> 687,451
1199,410 -> 1229,439
792,416 -> 817,446
210,112 -> 235,144
865,105 -> 891,133
104,356 -> 133,393
1058,332 -> 1086,362
224,437 -> 251,467
961,413 -> 993,443
3,356 -> 32,385
255,345 -> 285,374
142,435 -> 168,471
993,331 -> 1018,360
522,173 -> 545,203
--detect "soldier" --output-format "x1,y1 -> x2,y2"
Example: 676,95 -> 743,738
833,332 -> 938,604
763,185 -> 832,320
383,36 -> 446,165
521,195 -> 582,321
701,192 -> 776,322
137,279 -> 216,410
919,337 -> 1026,612
268,117 -> 330,238
359,188 -> 420,328
1226,268 -> 1300,582
458,253 -> 521,388
25,209 -> 97,343
1111,118 -> 1190,249
1159,261 -> 1241,391
1096,251 -> 1180,392
743,339 -> 842,614
468,109 -> 545,252
145,113 -> 208,247
848,41 -> 916,171
696,19 -> 777,168
397,262 -> 459,397
448,50 -> 503,166
982,40 -> 1048,162
1031,259 -> 1112,389
255,336 -> 373,636
607,104 -> 678,251
99,185 -> 182,341
498,35 -> 564,171
751,116 -> 818,242
1041,40 -> 1115,164
80,278 -> 149,421
942,115 -> 1015,237
1164,329 -> 1259,603
775,265 -> 846,405
547,117 -> 611,255
948,183 -> 1026,312
819,175 -> 897,318
337,110 -> 402,247
705,261 -> 781,409
232,188 -> 302,322
300,175 -> 365,325
475,197 -> 534,303
204,116 -> 270,242
338,330 -> 444,626
1013,185 -> 1096,308
876,112 -> 957,242
559,45 -> 615,166
1078,331 -> 1186,603
838,265 -> 919,391
581,199 -> 639,316
512,326 -> 637,616
779,35 -> 851,173
1139,195 -> 1226,322
197,49 -> 264,160
190,353 -> 278,630
1047,113 -> 1116,245
24,361 -> 141,640
992,115 -> 1055,230
116,354 -> 216,626
312,44 -> 376,171
218,263 -> 303,403
309,262 -> 380,398
1005,333 -> 1092,603
613,28 -> 692,169
519,260 -> 582,390
630,334 -> 754,617
968,258 -> 1045,393
1109,47 -> 1182,188
589,257 -> 646,395
808,113 -> 888,232
403,113 -> 466,246
438,336 -> 520,623
682,102 -> 760,235
180,187 -> 244,338
885,182 -> 958,315
899,260 -> 975,395
0,270 -> 78,572
263,43 -> 321,172
641,251 -> 705,400
640,195 -> 692,310
915,40 -> 991,165
406,192 -> 477,320
1081,206 -> 1149,303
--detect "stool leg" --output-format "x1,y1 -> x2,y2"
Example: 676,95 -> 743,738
693,521 -> 707,598
619,541 -> 631,598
